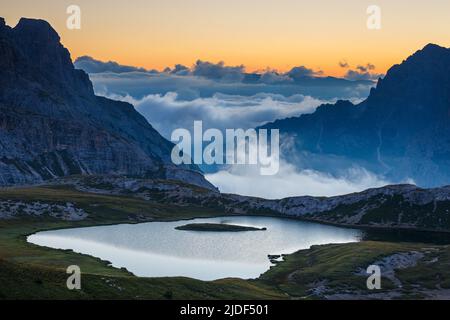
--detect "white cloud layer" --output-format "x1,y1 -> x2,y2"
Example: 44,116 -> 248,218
83,68 -> 387,199
206,161 -> 391,199
89,71 -> 374,101
107,92 -> 326,139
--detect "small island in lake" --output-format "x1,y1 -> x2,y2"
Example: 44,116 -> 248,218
175,223 -> 267,232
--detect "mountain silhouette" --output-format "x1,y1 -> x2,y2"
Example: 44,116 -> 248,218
262,44 -> 450,187
0,17 -> 213,189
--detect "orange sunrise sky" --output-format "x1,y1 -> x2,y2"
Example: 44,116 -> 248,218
2,0 -> 450,76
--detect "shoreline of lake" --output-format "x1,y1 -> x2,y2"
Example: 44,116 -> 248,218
27,216 -> 362,280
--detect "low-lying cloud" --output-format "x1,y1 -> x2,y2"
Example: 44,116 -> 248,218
89,71 -> 374,102
75,56 -> 386,198
107,91 -> 326,138
75,56 -> 157,74
206,162 -> 391,199
77,56 -> 375,101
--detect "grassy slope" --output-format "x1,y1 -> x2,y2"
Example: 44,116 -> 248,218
260,241 -> 450,299
0,259 -> 283,300
1,186 -> 450,299
0,186 -> 283,299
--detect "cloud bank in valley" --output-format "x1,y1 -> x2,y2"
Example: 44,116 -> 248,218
107,91 -> 325,139
89,71 -> 373,102
75,56 -> 387,198
83,58 -> 374,140
206,162 -> 391,199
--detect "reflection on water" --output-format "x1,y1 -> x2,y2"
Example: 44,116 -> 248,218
28,216 -> 362,280
362,228 -> 450,245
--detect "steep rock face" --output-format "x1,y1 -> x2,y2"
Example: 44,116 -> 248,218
263,44 -> 450,187
0,18 -> 215,190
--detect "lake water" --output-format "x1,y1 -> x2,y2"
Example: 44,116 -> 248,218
27,216 -> 362,280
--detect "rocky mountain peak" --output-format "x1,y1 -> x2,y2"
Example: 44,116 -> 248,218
13,18 -> 60,42
368,43 -> 450,108
413,43 -> 449,59
3,18 -> 94,98
0,17 -> 215,190
261,43 -> 450,187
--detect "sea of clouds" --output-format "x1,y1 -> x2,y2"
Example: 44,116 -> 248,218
76,57 -> 390,198
206,163 -> 390,199
106,91 -> 325,138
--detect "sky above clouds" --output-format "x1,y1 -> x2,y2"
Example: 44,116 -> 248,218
116,92 -> 324,139
3,0 -> 450,76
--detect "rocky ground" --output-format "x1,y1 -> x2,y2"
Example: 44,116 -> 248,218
45,175 -> 450,232
0,200 -> 87,221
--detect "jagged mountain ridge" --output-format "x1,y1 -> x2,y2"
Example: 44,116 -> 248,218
0,17 -> 214,189
262,44 -> 450,187
52,175 -> 450,232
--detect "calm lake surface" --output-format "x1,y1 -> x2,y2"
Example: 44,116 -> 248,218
28,216 -> 362,280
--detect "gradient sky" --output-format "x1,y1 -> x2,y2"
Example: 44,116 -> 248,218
3,0 -> 450,76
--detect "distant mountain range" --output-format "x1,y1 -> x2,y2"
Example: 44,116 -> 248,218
262,44 -> 450,187
0,17 -> 213,189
